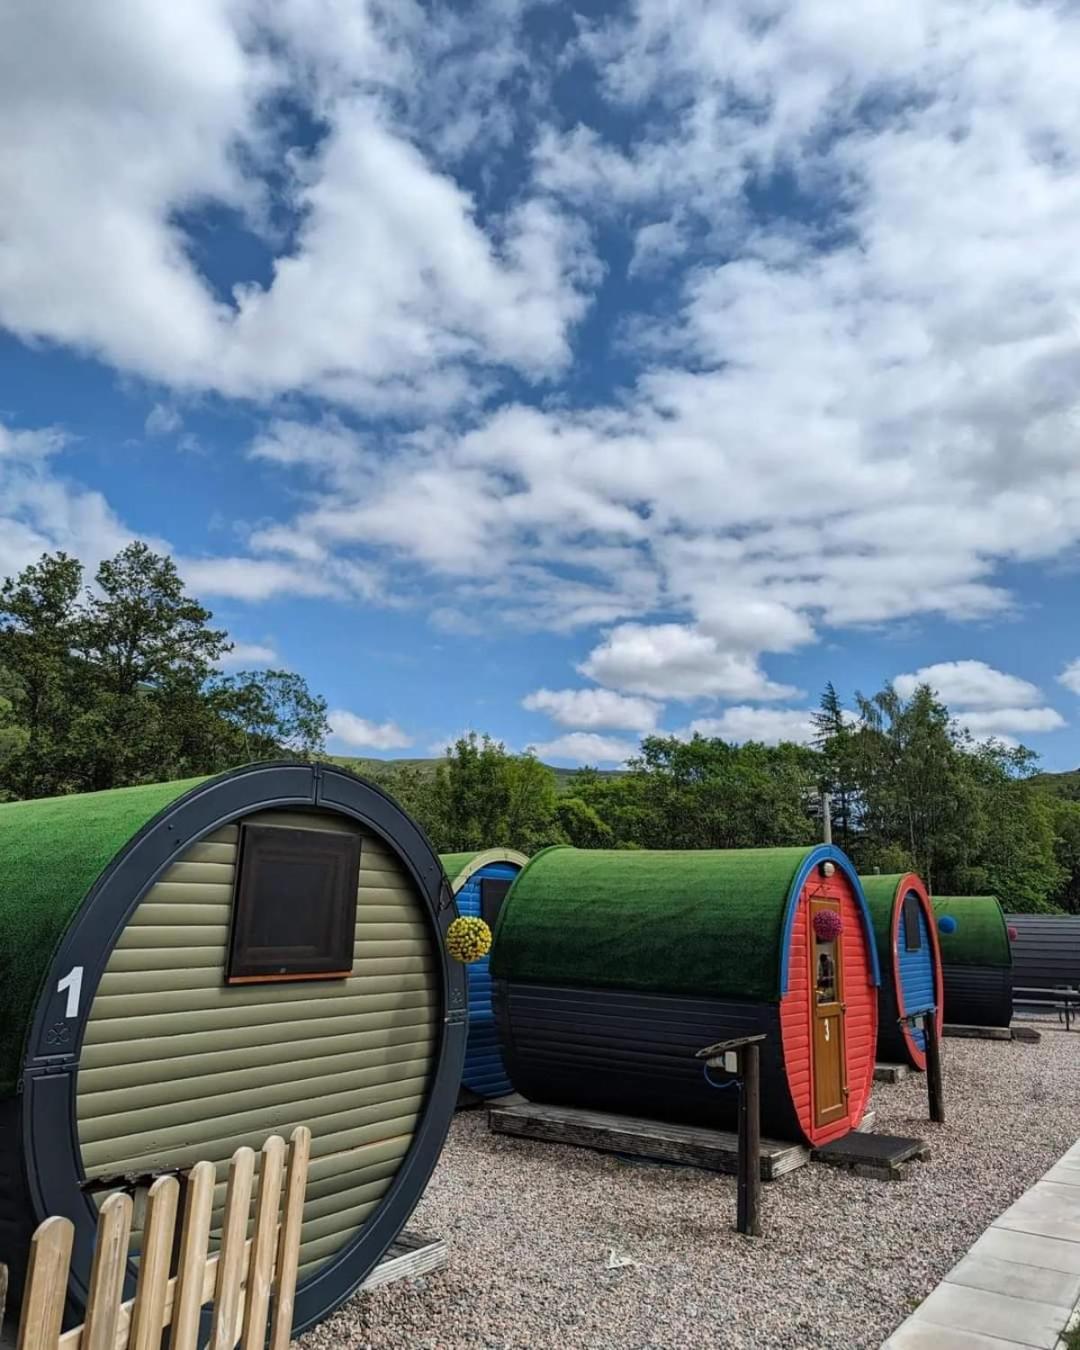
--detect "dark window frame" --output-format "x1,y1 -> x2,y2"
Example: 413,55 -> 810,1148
226,823 -> 361,985
902,892 -> 923,952
480,876 -> 513,931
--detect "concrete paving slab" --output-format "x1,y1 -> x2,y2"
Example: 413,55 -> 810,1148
997,1212 -> 1080,1245
1043,1161 -> 1080,1187
884,1322 -> 1045,1350
946,1252 -> 1080,1308
971,1228 -> 1080,1277
911,1284 -> 1071,1349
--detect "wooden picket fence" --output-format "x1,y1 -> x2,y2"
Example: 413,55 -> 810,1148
13,1125 -> 311,1350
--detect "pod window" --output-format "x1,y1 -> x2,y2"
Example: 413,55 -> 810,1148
227,823 -> 361,984
480,877 -> 513,930
902,893 -> 923,952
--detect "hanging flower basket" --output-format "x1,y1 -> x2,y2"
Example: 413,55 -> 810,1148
813,909 -> 843,942
446,915 -> 492,963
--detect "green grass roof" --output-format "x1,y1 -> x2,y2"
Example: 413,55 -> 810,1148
932,896 -> 1011,968
0,776 -> 209,1096
439,852 -> 483,887
860,874 -> 907,955
491,844 -> 824,1002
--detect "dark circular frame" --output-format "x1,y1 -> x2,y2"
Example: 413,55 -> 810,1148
20,761 -> 466,1334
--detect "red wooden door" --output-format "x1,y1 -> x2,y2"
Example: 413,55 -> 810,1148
810,897 -> 848,1128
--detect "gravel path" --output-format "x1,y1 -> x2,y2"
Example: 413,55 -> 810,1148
299,1028 -> 1080,1350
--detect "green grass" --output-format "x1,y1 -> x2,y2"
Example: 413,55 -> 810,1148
491,843 -> 820,1002
0,775 -> 210,1097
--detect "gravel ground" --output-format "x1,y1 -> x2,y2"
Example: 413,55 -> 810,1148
299,1028 -> 1080,1350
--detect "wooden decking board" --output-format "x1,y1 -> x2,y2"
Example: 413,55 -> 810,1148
943,1024 -> 1013,1041
488,1100 -> 809,1180
360,1232 -> 447,1292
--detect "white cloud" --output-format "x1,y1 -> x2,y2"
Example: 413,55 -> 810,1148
531,731 -> 638,766
217,641 -> 278,668
328,709 -> 414,751
682,707 -> 820,746
954,707 -> 1065,737
8,0 -> 1080,695
1058,660 -> 1080,697
579,623 -> 797,701
181,556 -> 342,602
144,403 -> 182,436
0,2 -> 595,416
0,418 -> 146,583
894,661 -> 1043,709
523,687 -> 661,732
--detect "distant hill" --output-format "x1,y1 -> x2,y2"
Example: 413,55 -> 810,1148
1029,769 -> 1080,800
327,754 -> 623,793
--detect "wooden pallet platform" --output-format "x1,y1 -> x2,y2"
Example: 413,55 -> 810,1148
489,1100 -> 875,1180
874,1063 -> 910,1084
1011,1025 -> 1042,1043
360,1232 -> 448,1292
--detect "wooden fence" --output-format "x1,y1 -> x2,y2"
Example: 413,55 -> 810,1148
11,1125 -> 310,1350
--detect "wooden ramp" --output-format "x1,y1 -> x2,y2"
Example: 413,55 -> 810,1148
360,1232 -> 447,1292
490,1100 -> 814,1180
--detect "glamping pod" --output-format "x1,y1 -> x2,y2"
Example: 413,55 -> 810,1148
1007,913 -> 1080,995
860,873 -> 943,1070
0,762 -> 465,1332
492,845 -> 880,1147
440,849 -> 528,1098
932,896 -> 1013,1028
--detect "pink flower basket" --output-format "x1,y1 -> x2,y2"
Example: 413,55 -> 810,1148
1008,924 -> 1019,941
813,909 -> 844,942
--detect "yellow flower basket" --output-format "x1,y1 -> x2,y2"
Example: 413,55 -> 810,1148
446,916 -> 492,963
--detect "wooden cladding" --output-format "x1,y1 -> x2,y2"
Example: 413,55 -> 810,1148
226,825 -> 361,984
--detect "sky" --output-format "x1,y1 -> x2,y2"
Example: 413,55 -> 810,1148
4,0 -> 1080,769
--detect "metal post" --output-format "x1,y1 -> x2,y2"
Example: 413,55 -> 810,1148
736,1043 -> 762,1237
923,1012 -> 945,1124
820,792 -> 832,845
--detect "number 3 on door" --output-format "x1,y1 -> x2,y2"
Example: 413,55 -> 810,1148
57,966 -> 83,1018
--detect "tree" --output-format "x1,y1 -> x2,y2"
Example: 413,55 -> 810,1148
72,542 -> 231,790
813,681 -> 857,848
211,670 -> 330,762
0,552 -> 84,796
422,734 -> 560,853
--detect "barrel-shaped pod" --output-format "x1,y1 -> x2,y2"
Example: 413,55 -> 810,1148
859,873 -> 943,1070
440,850 -> 528,1099
0,762 -> 465,1334
491,844 -> 880,1148
1006,913 -> 1080,994
932,895 -> 1013,1028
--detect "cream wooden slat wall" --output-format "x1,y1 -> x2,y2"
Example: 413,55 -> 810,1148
75,809 -> 439,1276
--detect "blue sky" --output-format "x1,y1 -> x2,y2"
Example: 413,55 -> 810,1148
4,0 -> 1080,768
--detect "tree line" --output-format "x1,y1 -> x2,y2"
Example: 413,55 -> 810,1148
373,691 -> 1080,915
0,546 -> 328,799
3,547 -> 1078,913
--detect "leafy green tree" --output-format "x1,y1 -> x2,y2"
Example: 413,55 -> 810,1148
211,670 -> 330,762
73,542 -> 231,790
0,552 -> 84,796
1048,798 -> 1080,914
422,734 -> 560,852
